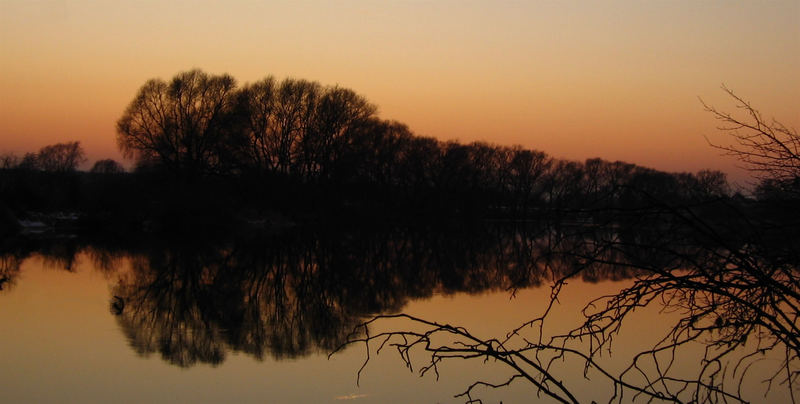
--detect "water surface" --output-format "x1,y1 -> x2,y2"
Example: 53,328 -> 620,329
0,226 -> 793,403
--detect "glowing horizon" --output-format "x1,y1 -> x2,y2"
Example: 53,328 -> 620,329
1,1 -> 798,184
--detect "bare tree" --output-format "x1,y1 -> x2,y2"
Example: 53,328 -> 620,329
17,152 -> 38,170
503,147 -> 551,214
0,153 -> 19,169
703,86 -> 799,185
116,69 -> 241,176
239,78 -> 377,179
240,77 -> 321,175
90,159 -> 125,174
36,141 -> 86,172
307,86 -> 376,179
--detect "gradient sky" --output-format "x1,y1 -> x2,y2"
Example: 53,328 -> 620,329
1,0 -> 798,184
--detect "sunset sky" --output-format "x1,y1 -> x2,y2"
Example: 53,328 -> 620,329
1,1 -> 798,184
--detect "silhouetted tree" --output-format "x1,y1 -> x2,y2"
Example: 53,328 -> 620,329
35,141 -> 86,173
17,152 -> 39,171
239,77 -> 321,175
90,159 -> 125,174
0,153 -> 19,169
704,86 -> 799,195
542,160 -> 585,208
307,86 -> 377,180
116,69 -> 242,176
503,147 -> 551,214
398,135 -> 441,198
344,119 -> 414,187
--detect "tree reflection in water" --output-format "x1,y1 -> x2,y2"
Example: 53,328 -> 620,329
108,225 -> 561,367
0,211 -> 796,402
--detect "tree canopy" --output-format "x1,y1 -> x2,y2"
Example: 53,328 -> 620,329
116,69 -> 240,176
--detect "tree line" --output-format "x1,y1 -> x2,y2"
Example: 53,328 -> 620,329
0,141 -> 124,174
2,70 -> 795,233
113,69 -> 731,206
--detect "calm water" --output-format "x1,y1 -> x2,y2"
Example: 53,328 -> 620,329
0,227 -> 793,403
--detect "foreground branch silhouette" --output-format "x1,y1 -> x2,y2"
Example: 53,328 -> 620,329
334,203 -> 799,403
333,91 -> 800,403
703,85 -> 799,187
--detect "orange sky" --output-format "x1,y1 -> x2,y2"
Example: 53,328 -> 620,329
1,1 -> 798,184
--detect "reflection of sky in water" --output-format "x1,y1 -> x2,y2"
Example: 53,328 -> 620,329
335,393 -> 368,400
0,252 -> 792,403
0,256 -> 529,403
